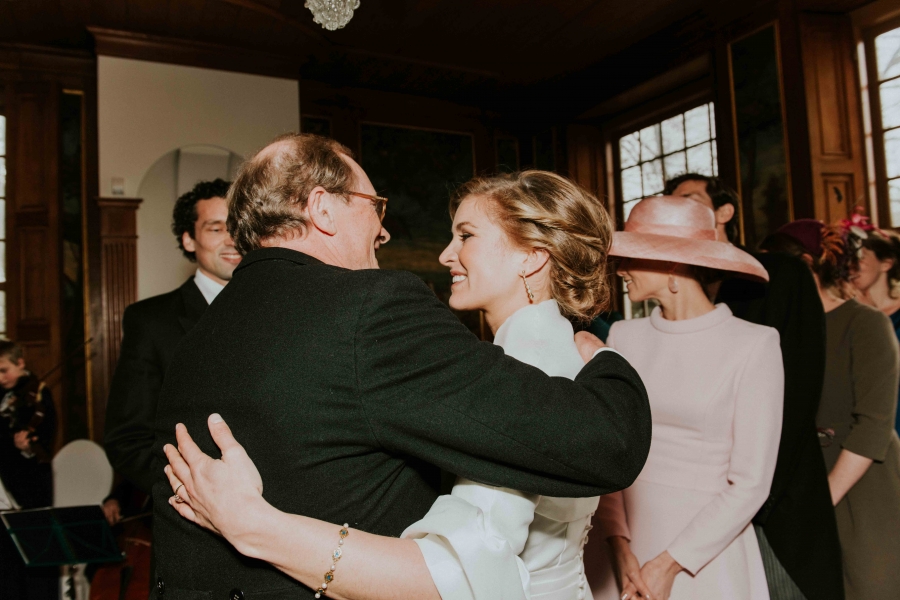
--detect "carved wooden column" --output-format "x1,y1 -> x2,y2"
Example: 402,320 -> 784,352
566,124 -> 612,219
92,196 -> 141,438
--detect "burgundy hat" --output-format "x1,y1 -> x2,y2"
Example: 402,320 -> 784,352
773,219 -> 827,256
610,196 -> 769,282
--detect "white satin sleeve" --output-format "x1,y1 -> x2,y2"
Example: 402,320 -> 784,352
402,477 -> 539,600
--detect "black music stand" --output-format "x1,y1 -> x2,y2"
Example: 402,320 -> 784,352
1,505 -> 122,567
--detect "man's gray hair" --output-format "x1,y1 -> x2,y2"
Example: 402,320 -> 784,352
227,133 -> 356,255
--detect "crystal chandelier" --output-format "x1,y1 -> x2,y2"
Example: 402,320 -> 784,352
305,0 -> 361,31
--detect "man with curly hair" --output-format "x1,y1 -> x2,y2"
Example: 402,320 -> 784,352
104,178 -> 238,499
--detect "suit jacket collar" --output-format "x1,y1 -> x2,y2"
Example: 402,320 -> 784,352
235,247 -> 327,273
178,277 -> 209,333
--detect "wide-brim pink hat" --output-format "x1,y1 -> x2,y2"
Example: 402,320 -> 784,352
610,196 -> 769,282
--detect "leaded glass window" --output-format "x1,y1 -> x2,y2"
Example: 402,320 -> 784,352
0,114 -> 6,337
874,25 -> 900,225
618,102 -> 718,220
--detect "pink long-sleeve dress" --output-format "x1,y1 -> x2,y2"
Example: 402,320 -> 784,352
588,304 -> 783,600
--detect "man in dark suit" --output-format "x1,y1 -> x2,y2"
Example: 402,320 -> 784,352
103,178 -> 237,500
150,134 -> 652,599
666,174 -> 843,600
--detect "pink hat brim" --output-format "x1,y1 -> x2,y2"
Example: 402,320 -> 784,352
610,231 -> 769,282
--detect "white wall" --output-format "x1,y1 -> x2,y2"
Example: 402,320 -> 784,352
136,146 -> 242,300
97,57 -> 299,299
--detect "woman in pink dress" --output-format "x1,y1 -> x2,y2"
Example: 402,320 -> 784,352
589,196 -> 784,600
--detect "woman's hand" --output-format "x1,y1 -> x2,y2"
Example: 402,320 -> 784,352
163,414 -> 265,546
608,536 -> 653,599
575,331 -> 606,364
638,551 -> 683,600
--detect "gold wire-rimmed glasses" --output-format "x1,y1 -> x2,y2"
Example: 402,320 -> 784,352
350,191 -> 388,221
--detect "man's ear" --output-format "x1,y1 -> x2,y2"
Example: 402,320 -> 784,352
523,248 -> 551,277
15,358 -> 25,370
182,231 -> 196,253
307,187 -> 338,236
715,203 -> 735,226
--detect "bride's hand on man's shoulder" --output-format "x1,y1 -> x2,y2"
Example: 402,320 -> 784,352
574,331 -> 606,364
163,414 -> 265,544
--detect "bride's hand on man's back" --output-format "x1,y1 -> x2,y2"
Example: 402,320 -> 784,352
163,414 -> 266,547
575,331 -> 606,363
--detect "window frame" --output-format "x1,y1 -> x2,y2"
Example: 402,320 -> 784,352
864,15 -> 900,228
0,100 -> 6,338
605,91 -> 718,319
607,89 -> 715,225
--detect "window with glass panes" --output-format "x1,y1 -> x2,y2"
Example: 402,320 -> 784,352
618,102 -> 718,220
870,24 -> 900,225
0,114 -> 6,338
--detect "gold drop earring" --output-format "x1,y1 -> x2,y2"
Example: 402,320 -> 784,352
521,271 -> 535,302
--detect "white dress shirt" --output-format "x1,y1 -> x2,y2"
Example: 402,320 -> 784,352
194,269 -> 226,305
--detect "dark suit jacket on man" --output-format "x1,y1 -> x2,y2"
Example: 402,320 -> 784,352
104,277 -> 208,494
719,252 -> 843,600
152,247 -> 652,599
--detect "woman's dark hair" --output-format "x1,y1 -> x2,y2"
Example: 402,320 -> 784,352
760,230 -> 852,289
663,173 -> 740,244
861,230 -> 900,296
689,265 -> 726,289
172,178 -> 233,261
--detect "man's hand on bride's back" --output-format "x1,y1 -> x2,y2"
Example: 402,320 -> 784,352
163,414 -> 266,549
574,331 -> 606,364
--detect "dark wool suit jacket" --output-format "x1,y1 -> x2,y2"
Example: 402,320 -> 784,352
719,252 -> 844,600
104,277 -> 208,494
151,248 -> 652,599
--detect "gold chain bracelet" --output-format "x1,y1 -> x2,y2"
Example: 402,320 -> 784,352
315,523 -> 349,598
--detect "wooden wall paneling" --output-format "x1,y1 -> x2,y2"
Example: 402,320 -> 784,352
777,0 -> 817,221
713,32 -> 742,211
95,197 -> 141,432
89,27 -> 303,80
82,81 -> 103,441
799,12 -> 867,223
566,123 -> 610,212
5,80 -> 64,450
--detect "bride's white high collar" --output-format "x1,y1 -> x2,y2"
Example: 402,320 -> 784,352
492,299 -> 582,379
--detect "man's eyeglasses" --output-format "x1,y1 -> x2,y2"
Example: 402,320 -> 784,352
350,191 -> 388,222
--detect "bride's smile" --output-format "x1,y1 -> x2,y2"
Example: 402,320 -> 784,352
439,195 -> 550,334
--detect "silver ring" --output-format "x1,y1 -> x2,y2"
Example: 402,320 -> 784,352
174,483 -> 184,496
173,494 -> 182,503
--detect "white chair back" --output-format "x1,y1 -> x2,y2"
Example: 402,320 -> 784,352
52,439 -> 113,507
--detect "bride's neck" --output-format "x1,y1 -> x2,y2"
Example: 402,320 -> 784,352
484,291 -> 552,335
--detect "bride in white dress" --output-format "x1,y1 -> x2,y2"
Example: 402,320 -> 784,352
163,171 -> 619,600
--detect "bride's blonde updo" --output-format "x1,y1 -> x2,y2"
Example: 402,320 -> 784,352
450,170 -> 613,323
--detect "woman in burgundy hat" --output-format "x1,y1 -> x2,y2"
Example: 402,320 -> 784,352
591,196 -> 784,600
